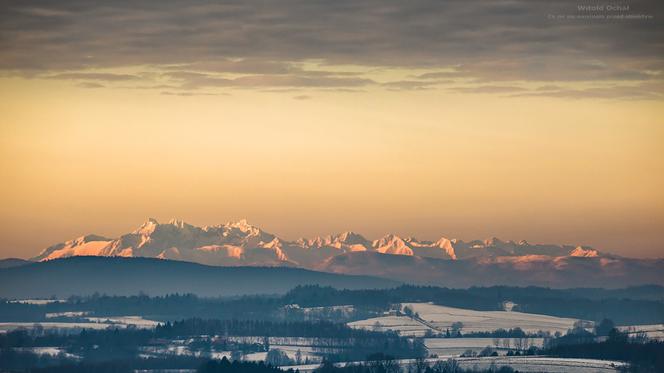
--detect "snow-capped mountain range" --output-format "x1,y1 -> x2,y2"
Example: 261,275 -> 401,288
33,218 -> 601,267
27,218 -> 664,288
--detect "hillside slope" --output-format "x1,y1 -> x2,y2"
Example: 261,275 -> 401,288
318,252 -> 664,288
0,256 -> 399,298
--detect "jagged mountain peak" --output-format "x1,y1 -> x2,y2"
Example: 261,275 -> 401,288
72,234 -> 111,244
31,219 -> 605,268
167,218 -> 191,229
226,218 -> 251,228
434,237 -> 458,260
133,217 -> 200,236
134,218 -> 160,234
335,231 -> 369,244
484,237 -> 505,246
570,246 -> 599,257
373,234 -> 413,256
223,218 -> 263,235
374,233 -> 404,243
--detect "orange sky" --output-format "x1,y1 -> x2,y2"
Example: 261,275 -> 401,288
1,75 -> 662,258
0,1 -> 662,259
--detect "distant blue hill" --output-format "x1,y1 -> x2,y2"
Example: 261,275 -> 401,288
0,258 -> 32,269
0,256 -> 399,298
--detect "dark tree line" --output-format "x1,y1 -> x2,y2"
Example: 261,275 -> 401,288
0,293 -> 284,322
198,357 -> 295,373
545,329 -> 664,372
0,318 -> 417,348
0,349 -> 211,373
1,284 -> 662,325
155,318 -> 398,338
0,317 -> 426,368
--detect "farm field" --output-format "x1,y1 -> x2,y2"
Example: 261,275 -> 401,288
13,347 -> 80,360
347,315 -> 435,336
348,303 -> 583,336
84,316 -> 161,327
0,315 -> 161,333
8,299 -> 64,305
424,337 -> 544,356
139,336 -> 325,364
0,322 -> 115,332
280,356 -> 625,372
403,303 -> 582,334
618,324 -> 664,340
453,356 -> 626,373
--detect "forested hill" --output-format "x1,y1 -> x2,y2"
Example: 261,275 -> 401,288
0,256 -> 398,298
1,284 -> 662,325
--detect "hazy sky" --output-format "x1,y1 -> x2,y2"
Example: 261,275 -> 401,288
1,0 -> 663,259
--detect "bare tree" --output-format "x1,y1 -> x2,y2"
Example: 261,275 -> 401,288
230,350 -> 243,362
295,349 -> 303,365
373,321 -> 383,332
383,359 -> 401,373
442,359 -> 461,373
631,331 -> 649,344
478,346 -> 494,357
266,349 -> 292,366
450,322 -> 464,336
410,357 -> 428,373
514,337 -> 529,351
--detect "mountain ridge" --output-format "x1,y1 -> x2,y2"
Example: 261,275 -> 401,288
317,251 -> 664,288
0,256 -> 399,298
32,218 -> 605,266
23,218 -> 662,288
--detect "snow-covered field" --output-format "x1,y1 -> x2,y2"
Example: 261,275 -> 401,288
348,315 -> 435,336
348,303 -> 582,337
13,347 -> 80,359
424,338 -> 544,356
299,305 -> 354,314
45,311 -> 90,318
8,299 -> 64,305
618,324 -> 664,340
0,322 -> 114,332
139,337 -> 320,364
281,356 -> 626,372
85,316 -> 161,327
402,303 -> 582,334
0,316 -> 161,333
184,346 -> 316,364
453,356 -> 625,373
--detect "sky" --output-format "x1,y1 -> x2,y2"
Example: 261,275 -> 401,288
0,0 -> 663,259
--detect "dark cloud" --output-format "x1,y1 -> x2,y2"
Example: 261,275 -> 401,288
162,70 -> 374,89
414,71 -> 466,80
0,0 -> 662,92
450,85 -> 527,94
46,72 -> 140,81
381,80 -> 445,90
16,7 -> 73,17
162,60 -> 295,75
536,85 -> 564,91
76,82 -> 104,89
510,83 -> 664,100
447,81 -> 663,100
160,91 -> 222,97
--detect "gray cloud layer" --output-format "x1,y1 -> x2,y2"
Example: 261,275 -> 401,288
1,0 -> 662,97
